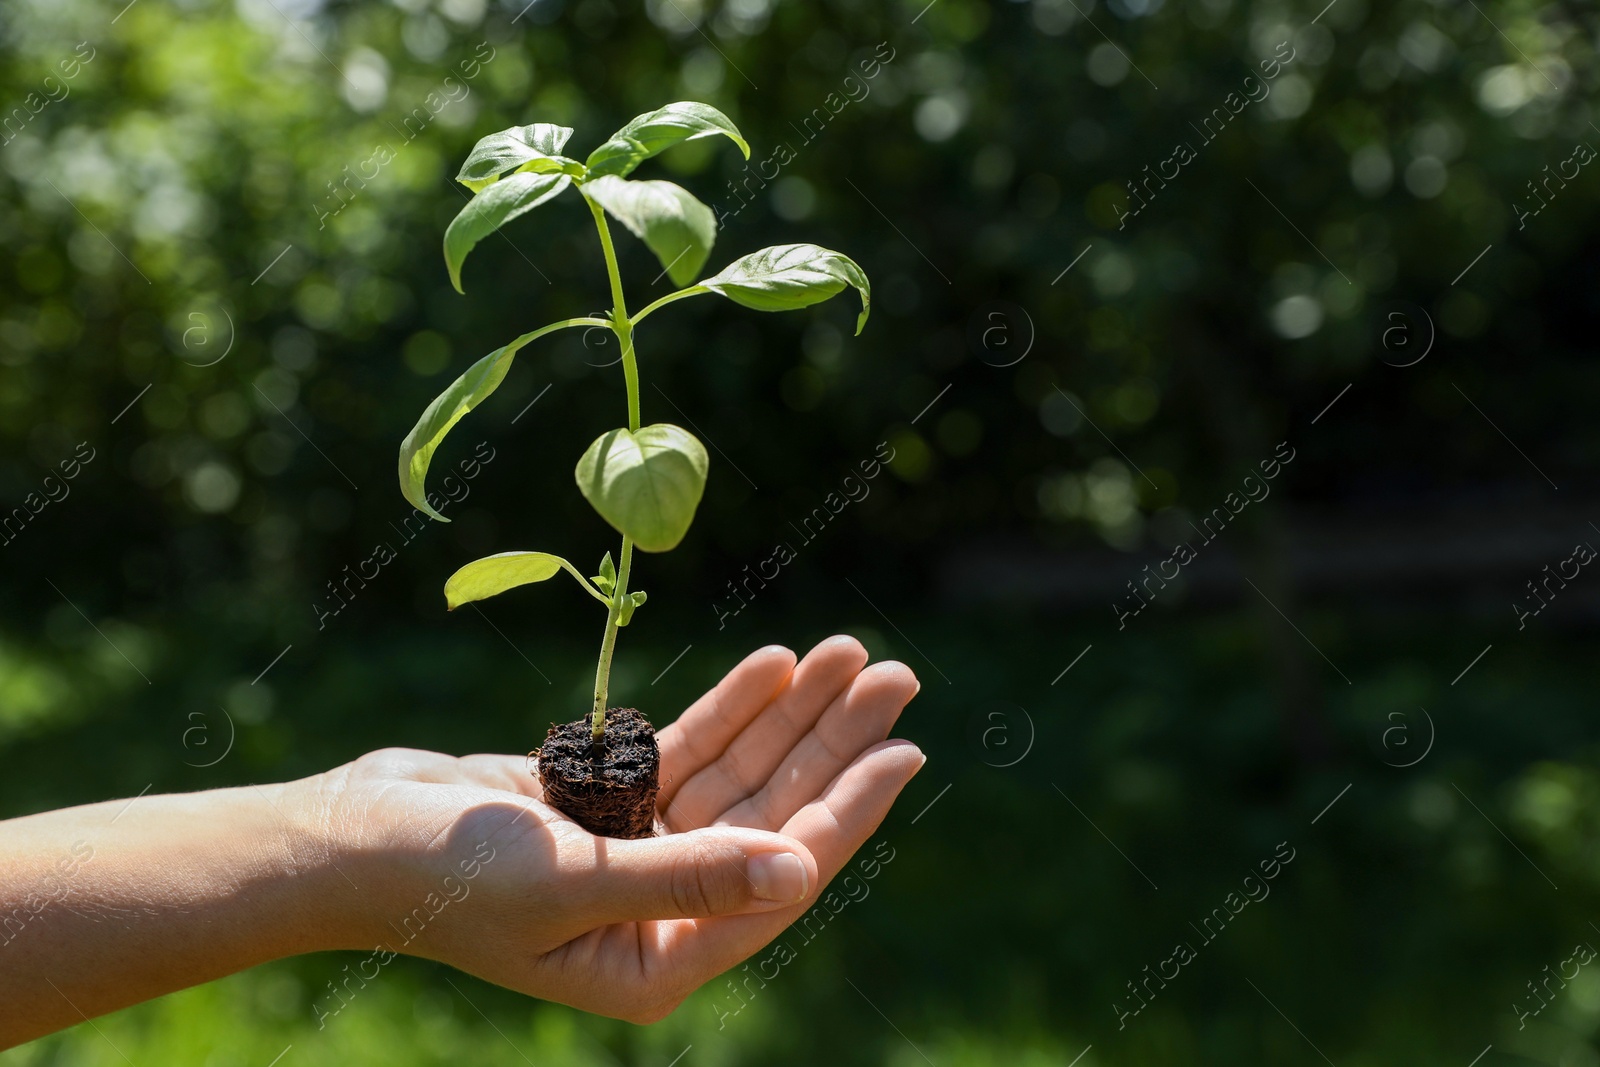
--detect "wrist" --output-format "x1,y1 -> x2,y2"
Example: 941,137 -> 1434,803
266,772 -> 399,954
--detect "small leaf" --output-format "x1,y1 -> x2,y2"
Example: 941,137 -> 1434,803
584,176 -> 716,287
584,101 -> 749,180
575,424 -> 709,553
592,551 -> 616,593
702,243 -> 872,334
445,551 -> 572,610
444,172 -> 572,292
618,589 -> 647,626
456,123 -> 577,193
399,339 -> 526,521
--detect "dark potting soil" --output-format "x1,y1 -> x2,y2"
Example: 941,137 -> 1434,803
535,707 -> 660,839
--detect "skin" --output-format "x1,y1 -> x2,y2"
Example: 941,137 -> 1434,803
0,636 -> 922,1048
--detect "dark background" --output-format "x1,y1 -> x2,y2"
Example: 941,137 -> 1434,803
3,0 -> 1599,1061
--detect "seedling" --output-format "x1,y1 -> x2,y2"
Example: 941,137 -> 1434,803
398,102 -> 870,837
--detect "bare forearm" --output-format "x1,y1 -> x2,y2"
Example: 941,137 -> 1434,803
0,780 -> 354,1048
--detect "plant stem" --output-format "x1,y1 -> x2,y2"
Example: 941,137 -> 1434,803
586,192 -> 640,432
589,536 -> 633,740
615,315 -> 640,434
583,190 -> 645,742
631,285 -> 708,327
519,315 -> 614,343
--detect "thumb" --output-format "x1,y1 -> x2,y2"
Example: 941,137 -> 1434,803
580,827 -> 817,924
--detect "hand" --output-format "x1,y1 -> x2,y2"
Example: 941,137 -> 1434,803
315,635 -> 923,1024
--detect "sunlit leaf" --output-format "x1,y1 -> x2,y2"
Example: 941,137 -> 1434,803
584,101 -> 749,180
701,243 -> 871,334
594,551 -> 617,594
618,589 -> 647,626
456,123 -> 578,193
444,551 -> 592,609
398,338 -> 522,521
583,176 -> 716,287
575,424 -> 709,553
443,172 -> 571,292
397,317 -> 600,521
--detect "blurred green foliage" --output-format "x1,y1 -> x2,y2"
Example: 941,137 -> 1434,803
3,0 -> 1599,1060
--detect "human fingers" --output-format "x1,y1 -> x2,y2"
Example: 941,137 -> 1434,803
655,644 -> 797,810
713,660 -> 919,831
570,826 -> 818,927
647,740 -> 925,987
662,636 -> 866,831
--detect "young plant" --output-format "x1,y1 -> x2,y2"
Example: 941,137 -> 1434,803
397,102 -> 870,838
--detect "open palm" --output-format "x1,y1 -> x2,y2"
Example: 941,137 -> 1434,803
328,635 -> 922,1023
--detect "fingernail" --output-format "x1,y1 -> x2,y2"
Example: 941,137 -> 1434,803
748,852 -> 808,903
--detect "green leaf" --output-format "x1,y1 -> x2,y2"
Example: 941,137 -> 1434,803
575,424 -> 709,553
702,243 -> 872,335
444,551 -> 603,610
397,316 -> 605,521
584,101 -> 749,180
584,176 -> 716,287
444,171 -> 572,292
618,589 -> 647,626
593,551 -> 616,594
399,342 -> 519,522
456,123 -> 578,193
